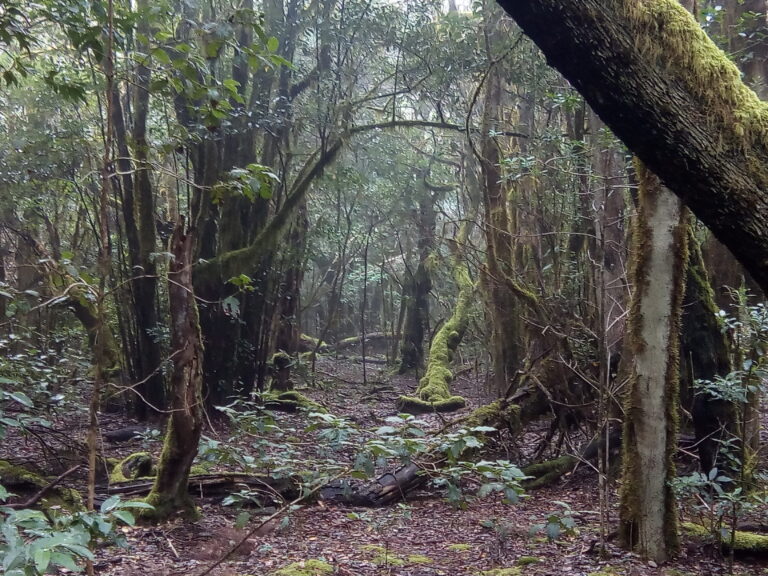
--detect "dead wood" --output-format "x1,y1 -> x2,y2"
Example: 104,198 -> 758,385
5,465 -> 81,510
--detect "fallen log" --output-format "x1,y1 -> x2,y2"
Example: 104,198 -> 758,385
320,463 -> 427,506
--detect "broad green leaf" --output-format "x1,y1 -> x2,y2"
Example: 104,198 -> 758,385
9,392 -> 33,407
100,495 -> 120,513
34,548 -> 51,573
111,510 -> 135,526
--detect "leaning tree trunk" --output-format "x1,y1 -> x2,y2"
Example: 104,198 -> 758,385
397,224 -> 474,414
495,0 -> 768,294
145,222 -> 203,519
619,162 -> 688,562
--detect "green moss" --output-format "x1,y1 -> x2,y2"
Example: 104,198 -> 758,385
476,568 -> 521,576
109,452 -> 155,484
189,464 -> 210,475
465,400 -> 520,431
515,556 -> 541,566
407,554 -> 433,564
271,559 -> 334,576
397,265 -> 473,414
396,394 -> 466,414
447,543 -> 473,552
522,455 -> 576,489
682,522 -> 768,552
264,390 -> 326,413
360,544 -> 405,566
627,0 -> 768,162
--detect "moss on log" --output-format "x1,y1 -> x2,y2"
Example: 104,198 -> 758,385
464,400 -> 521,431
264,390 -> 325,412
0,460 -> 83,510
682,522 -> 768,552
521,456 -> 577,490
109,452 -> 155,484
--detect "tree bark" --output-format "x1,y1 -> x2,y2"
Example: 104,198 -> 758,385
495,0 -> 768,293
619,163 -> 688,562
145,222 -> 203,519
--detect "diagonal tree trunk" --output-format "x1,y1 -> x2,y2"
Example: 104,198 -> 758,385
495,0 -> 768,293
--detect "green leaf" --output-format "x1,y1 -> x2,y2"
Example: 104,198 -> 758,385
477,482 -> 500,498
545,522 -> 561,541
235,511 -> 250,529
151,48 -> 172,66
100,495 -> 121,513
49,551 -> 80,571
9,392 -> 33,407
34,548 -> 51,573
111,510 -> 135,526
267,36 -> 279,52
119,501 -> 154,510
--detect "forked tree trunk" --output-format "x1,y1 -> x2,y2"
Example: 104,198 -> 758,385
619,162 -> 688,562
145,222 -> 203,519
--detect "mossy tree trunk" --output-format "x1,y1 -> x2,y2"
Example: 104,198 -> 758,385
146,223 -> 203,519
495,0 -> 768,294
477,9 -> 523,397
397,203 -> 477,414
619,162 -> 688,562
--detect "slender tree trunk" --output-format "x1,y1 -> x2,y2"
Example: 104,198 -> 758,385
399,176 -> 435,373
477,40 -> 522,397
146,222 -> 203,519
619,162 -> 688,562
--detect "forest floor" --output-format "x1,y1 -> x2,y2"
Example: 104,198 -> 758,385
4,351 -> 768,576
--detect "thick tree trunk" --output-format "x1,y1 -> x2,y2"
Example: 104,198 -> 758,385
619,163 -> 688,562
495,0 -> 768,293
145,223 -> 203,519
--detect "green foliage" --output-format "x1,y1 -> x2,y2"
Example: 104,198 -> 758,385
671,466 -> 767,551
0,493 -> 152,575
529,501 -> 579,542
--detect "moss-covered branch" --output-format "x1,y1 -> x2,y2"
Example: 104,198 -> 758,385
496,0 -> 768,292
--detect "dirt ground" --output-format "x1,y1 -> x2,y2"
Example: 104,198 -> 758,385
3,354 -> 768,576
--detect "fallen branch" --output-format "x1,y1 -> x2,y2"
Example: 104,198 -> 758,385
6,465 -> 81,510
